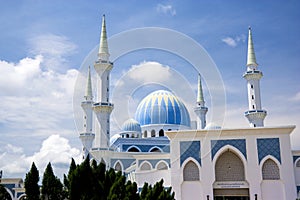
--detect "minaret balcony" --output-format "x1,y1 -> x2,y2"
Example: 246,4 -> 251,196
93,102 -> 114,113
244,109 -> 267,119
94,102 -> 114,106
243,70 -> 263,80
80,132 -> 95,137
95,60 -> 113,65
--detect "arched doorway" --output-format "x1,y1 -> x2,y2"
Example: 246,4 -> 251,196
181,160 -> 203,200
213,150 -> 249,200
261,158 -> 284,200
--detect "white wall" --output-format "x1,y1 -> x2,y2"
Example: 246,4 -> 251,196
181,182 -> 203,200
261,181 -> 285,200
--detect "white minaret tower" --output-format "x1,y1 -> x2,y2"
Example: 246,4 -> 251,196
243,27 -> 267,127
93,15 -> 114,148
194,74 -> 208,129
80,66 -> 95,160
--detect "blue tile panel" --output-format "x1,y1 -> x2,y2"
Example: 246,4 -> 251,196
122,144 -> 170,152
211,139 -> 247,161
139,159 -> 171,168
111,158 -> 136,170
180,141 -> 201,166
257,138 -> 281,164
293,156 -> 300,163
112,137 -> 170,146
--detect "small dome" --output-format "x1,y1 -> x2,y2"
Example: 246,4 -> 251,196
121,118 -> 142,132
135,90 -> 190,127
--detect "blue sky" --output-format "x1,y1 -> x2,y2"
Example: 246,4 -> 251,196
0,0 -> 299,179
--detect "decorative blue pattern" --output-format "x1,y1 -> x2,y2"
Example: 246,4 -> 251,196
123,144 -> 169,152
135,90 -> 190,127
139,159 -> 170,168
111,158 -> 135,170
211,139 -> 247,160
257,138 -> 281,164
180,141 -> 201,166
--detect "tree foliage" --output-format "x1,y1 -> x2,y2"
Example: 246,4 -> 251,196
41,162 -> 64,200
25,162 -> 40,200
23,157 -> 175,200
64,157 -> 175,200
0,184 -> 12,200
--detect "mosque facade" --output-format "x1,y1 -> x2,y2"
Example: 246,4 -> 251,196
78,15 -> 300,200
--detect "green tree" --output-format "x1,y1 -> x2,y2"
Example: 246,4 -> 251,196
41,162 -> 64,200
25,162 -> 40,200
63,158 -> 76,198
0,184 -> 12,200
65,157 -> 174,200
69,156 -> 95,200
140,179 -> 174,200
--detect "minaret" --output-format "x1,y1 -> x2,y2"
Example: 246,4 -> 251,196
194,74 -> 208,129
80,66 -> 95,160
93,15 -> 114,148
243,27 -> 267,127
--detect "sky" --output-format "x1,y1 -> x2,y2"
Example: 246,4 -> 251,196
0,0 -> 299,179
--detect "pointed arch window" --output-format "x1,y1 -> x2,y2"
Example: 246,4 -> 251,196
140,162 -> 151,171
127,146 -> 140,152
157,162 -> 168,170
183,161 -> 199,181
159,129 -> 164,137
215,150 -> 245,181
150,147 -> 161,153
115,162 -> 122,171
262,159 -> 280,180
151,130 -> 155,137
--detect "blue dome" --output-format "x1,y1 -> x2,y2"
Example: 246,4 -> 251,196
135,90 -> 191,127
121,118 -> 142,132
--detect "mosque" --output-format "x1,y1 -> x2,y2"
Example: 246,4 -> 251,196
1,15 -> 299,200
76,15 -> 300,200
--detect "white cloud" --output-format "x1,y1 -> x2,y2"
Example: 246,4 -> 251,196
222,37 -> 237,47
0,56 -> 78,134
290,91 -> 300,101
29,34 -> 77,71
156,4 -> 176,16
0,135 -> 81,179
0,33 -> 81,179
222,34 -> 246,47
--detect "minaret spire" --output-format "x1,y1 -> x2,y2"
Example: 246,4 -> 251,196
93,14 -> 114,148
194,74 -> 208,129
84,66 -> 93,101
80,67 -> 95,160
98,14 -> 110,61
243,27 -> 267,127
247,27 -> 258,69
197,74 -> 205,105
